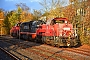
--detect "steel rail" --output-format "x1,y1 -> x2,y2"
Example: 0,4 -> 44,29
0,47 -> 21,60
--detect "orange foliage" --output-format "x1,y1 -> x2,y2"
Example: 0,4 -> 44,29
84,6 -> 90,27
0,11 -> 4,19
20,11 -> 33,22
63,5 -> 75,22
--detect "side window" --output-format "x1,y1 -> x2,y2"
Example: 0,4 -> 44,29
17,23 -> 20,26
15,23 -> 21,27
32,21 -> 36,26
50,20 -> 55,25
23,25 -> 29,29
16,24 -> 19,26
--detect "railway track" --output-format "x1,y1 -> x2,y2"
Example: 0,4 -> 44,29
30,46 -> 74,60
0,36 -> 73,60
0,36 -> 90,60
26,48 -> 56,60
0,37 -> 32,60
75,48 -> 90,53
63,48 -> 90,56
0,47 -> 20,60
40,44 -> 90,60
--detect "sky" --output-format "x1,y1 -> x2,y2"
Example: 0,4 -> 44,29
0,0 -> 69,12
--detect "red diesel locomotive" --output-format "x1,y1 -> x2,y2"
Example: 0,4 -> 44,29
10,20 -> 45,40
36,17 -> 79,47
10,22 -> 21,37
10,18 -> 79,47
20,20 -> 45,41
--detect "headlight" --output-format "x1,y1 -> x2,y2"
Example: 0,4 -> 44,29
75,34 -> 77,37
63,27 -> 70,30
60,34 -> 62,36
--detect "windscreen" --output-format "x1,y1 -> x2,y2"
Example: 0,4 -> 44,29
55,20 -> 65,24
30,20 -> 45,33
20,22 -> 30,32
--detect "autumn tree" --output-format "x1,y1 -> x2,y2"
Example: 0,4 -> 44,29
81,0 -> 90,44
63,5 -> 74,23
3,11 -> 13,34
16,3 -> 33,22
39,0 -> 65,20
69,0 -> 90,45
0,9 -> 4,27
8,3 -> 33,27
5,6 -> 22,29
3,3 -> 33,34
0,9 -> 4,19
32,9 -> 42,20
0,9 -> 7,35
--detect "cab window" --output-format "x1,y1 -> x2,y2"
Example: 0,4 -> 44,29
55,20 -> 65,24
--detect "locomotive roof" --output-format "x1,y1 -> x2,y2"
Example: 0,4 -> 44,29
21,20 -> 41,23
53,17 -> 68,21
21,20 -> 45,25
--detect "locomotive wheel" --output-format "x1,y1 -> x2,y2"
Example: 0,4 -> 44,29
67,40 -> 70,47
46,40 -> 49,44
56,38 -> 61,48
51,43 -> 55,47
23,34 -> 28,40
28,36 -> 32,41
11,33 -> 14,37
67,40 -> 74,48
12,33 -> 17,37
42,36 -> 45,44
62,39 -> 67,46
45,37 -> 50,44
70,40 -> 74,47
56,44 -> 60,48
20,34 -> 23,39
50,40 -> 55,47
16,31 -> 19,38
22,34 -> 25,39
34,39 -> 38,43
